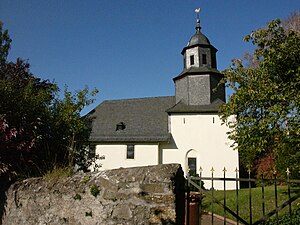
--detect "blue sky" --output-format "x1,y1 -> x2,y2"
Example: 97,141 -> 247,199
1,1 -> 299,114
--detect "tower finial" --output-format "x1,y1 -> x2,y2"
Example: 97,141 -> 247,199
194,8 -> 201,32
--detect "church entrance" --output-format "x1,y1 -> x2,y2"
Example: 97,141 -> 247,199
185,149 -> 198,176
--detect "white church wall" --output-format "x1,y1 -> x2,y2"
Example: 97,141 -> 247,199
94,143 -> 159,171
161,113 -> 239,190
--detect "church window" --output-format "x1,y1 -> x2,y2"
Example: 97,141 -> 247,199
188,157 -> 197,176
127,144 -> 135,159
190,55 -> 195,65
202,54 -> 207,65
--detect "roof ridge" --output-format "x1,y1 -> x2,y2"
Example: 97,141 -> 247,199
103,95 -> 175,103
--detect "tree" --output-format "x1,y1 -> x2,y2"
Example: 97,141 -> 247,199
0,22 -> 56,175
282,11 -> 300,32
0,22 -> 98,178
0,21 -> 11,64
45,86 -> 98,172
220,16 -> 300,178
0,64 -> 56,177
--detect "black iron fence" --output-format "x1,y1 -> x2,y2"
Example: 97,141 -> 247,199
186,167 -> 300,225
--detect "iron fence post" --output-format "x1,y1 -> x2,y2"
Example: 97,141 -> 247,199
187,173 -> 190,225
211,167 -> 215,225
199,167 -> 203,225
223,167 -> 227,225
235,167 -> 239,225
274,170 -> 279,224
248,168 -> 252,225
261,174 -> 265,225
286,168 -> 292,225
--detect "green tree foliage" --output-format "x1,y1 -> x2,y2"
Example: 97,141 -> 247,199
45,86 -> 98,172
0,22 -> 98,178
220,17 -> 300,178
0,21 -> 11,64
0,59 -> 56,176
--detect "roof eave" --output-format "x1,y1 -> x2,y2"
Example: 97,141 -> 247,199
89,134 -> 171,143
181,43 -> 218,55
173,69 -> 222,82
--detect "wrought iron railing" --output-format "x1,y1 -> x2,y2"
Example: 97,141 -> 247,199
186,167 -> 300,225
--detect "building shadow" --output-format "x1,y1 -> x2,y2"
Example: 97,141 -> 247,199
173,166 -> 185,225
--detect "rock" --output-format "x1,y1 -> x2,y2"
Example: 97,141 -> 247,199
1,164 -> 185,225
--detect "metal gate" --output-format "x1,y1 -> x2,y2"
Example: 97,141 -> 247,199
186,167 -> 300,225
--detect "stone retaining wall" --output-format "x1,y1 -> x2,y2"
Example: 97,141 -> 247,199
1,164 -> 185,225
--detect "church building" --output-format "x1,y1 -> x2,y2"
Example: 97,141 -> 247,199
88,15 -> 239,189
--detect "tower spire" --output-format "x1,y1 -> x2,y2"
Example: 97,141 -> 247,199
174,8 -> 224,105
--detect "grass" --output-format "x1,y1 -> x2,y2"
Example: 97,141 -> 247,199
43,166 -> 73,181
201,185 -> 300,224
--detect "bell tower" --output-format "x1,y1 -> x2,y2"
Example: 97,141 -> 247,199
174,9 -> 225,106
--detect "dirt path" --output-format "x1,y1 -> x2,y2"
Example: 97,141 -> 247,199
200,213 -> 238,225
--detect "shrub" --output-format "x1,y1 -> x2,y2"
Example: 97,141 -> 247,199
73,193 -> 82,200
265,207 -> 300,225
90,184 -> 100,197
255,153 -> 276,180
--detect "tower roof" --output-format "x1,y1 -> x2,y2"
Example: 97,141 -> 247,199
181,18 -> 216,55
187,19 -> 211,46
174,10 -> 225,105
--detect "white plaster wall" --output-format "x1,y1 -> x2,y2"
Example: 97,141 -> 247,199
94,144 -> 159,171
161,114 -> 239,190
186,48 -> 199,68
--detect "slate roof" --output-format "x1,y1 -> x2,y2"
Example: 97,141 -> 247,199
173,66 -> 222,81
88,96 -> 176,143
88,95 -> 224,143
188,29 -> 211,46
166,98 -> 225,113
181,19 -> 217,54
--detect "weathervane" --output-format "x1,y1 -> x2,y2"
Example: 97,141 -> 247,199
195,8 -> 201,20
